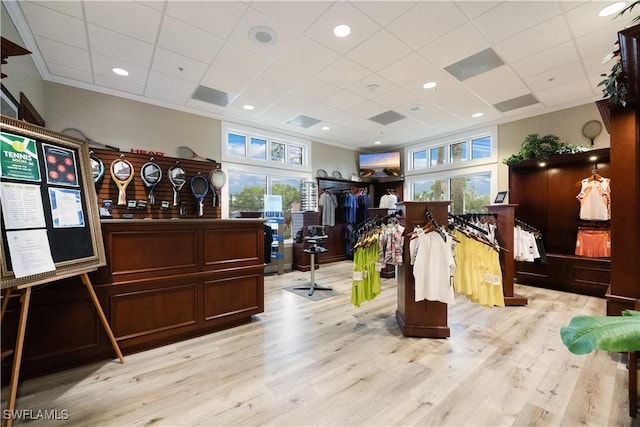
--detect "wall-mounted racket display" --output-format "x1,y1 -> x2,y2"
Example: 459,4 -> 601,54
168,163 -> 187,206
90,152 -> 105,185
177,146 -> 216,162
190,173 -> 209,216
140,159 -> 162,205
110,156 -> 134,205
209,168 -> 226,208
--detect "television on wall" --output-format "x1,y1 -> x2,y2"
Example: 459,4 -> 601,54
358,151 -> 401,178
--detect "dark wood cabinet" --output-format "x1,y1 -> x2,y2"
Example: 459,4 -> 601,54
509,148 -> 611,297
1,219 -> 265,382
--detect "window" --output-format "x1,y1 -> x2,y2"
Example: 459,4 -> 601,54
410,170 -> 493,214
471,136 -> 491,159
289,145 -> 303,165
412,150 -> 427,169
413,179 -> 446,201
430,146 -> 445,166
271,141 -> 285,163
251,137 -> 266,160
449,141 -> 467,163
228,133 -> 246,157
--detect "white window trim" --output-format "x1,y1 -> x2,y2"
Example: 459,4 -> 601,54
221,121 -> 312,173
405,126 -> 498,176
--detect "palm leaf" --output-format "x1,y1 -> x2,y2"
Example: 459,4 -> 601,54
560,311 -> 640,355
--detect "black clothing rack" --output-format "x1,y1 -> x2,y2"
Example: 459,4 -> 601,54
515,218 -> 540,234
448,213 -> 490,236
425,209 -> 447,242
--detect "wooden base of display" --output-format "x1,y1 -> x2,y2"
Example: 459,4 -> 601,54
505,294 -> 528,306
395,310 -> 450,338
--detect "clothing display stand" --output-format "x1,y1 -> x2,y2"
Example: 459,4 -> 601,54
293,236 -> 331,296
395,201 -> 450,338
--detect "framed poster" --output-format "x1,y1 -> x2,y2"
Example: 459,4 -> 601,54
0,115 -> 106,289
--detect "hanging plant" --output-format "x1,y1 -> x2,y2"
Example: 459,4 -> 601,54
502,133 -> 588,165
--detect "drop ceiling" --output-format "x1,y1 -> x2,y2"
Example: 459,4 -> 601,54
3,1 -> 631,149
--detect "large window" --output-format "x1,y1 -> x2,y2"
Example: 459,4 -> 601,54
410,170 -> 493,214
222,122 -> 311,239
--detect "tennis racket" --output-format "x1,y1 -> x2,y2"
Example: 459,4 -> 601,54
168,164 -> 187,206
90,152 -> 105,185
141,161 -> 162,205
177,146 -> 216,162
62,128 -> 120,151
110,158 -> 134,205
209,169 -> 226,208
190,174 -> 209,216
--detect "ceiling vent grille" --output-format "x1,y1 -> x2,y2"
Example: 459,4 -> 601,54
493,93 -> 539,112
369,110 -> 406,126
191,85 -> 235,107
286,114 -> 322,128
445,48 -> 505,81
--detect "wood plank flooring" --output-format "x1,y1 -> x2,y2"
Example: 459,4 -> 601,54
2,261 -> 638,426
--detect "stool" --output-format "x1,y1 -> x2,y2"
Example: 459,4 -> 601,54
293,237 -> 332,296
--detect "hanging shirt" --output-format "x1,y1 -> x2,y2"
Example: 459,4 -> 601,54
413,229 -> 456,304
319,192 -> 338,226
344,193 -> 357,224
577,177 -> 611,220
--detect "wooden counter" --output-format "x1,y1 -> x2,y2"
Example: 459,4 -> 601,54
1,219 -> 265,382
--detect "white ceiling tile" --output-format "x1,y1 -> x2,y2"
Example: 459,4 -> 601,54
347,29 -> 412,72
146,71 -> 197,99
493,16 -> 571,63
200,66 -> 253,96
323,91 -> 367,111
583,52 -> 614,80
326,111 -> 365,127
373,88 -> 419,111
575,25 -> 626,59
317,57 -> 371,89
225,95 -> 271,115
474,80 -> 530,105
94,73 -> 144,96
453,1 -> 502,19
87,24 -> 153,68
257,60 -> 307,92
378,53 -> 439,87
348,100 -> 387,120
251,1 -> 332,33
418,23 -> 490,68
137,1 -> 166,12
565,1 -> 630,38
228,7 -> 300,57
510,41 -> 579,79
158,16 -> 224,64
277,36 -> 340,75
151,48 -> 208,83
241,82 -> 287,105
30,1 -> 84,19
387,1 -> 468,50
472,1 -> 561,44
85,1 -> 161,44
347,74 -> 396,101
145,91 -> 188,107
351,1 -> 417,26
305,2 -> 381,55
165,1 -> 248,39
292,77 -> 342,102
464,66 -> 519,92
35,36 -> 91,72
211,42 -> 272,80
534,78 -> 592,104
92,53 -> 148,86
185,98 -> 225,115
47,63 -> 93,84
346,118 -> 382,132
19,2 -> 87,49
525,62 -> 586,92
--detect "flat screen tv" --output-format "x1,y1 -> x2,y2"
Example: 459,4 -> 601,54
358,151 -> 401,178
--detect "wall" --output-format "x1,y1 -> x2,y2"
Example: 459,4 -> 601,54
497,102 -> 609,201
1,3 -> 45,117
311,141 -> 359,178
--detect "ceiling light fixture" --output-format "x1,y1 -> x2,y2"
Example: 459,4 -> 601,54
322,126 -> 330,130
408,104 -> 423,112
589,156 -> 598,161
423,81 -> 437,89
243,104 -> 255,110
599,2 -> 626,17
112,67 -> 129,76
472,112 -> 484,118
538,162 -> 546,167
374,141 -> 382,145
334,24 -> 351,38
249,26 -> 278,46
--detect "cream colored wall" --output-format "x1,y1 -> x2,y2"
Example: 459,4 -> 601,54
44,82 -> 221,160
311,142 -> 359,178
497,103 -> 609,201
1,3 -> 45,117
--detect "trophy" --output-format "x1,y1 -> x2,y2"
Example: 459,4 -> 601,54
110,155 -> 134,205
168,162 -> 187,206
190,173 -> 209,216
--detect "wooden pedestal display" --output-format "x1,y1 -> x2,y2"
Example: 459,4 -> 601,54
395,201 -> 450,338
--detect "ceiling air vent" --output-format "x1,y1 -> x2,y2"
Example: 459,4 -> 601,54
286,114 -> 322,128
445,48 -> 505,81
493,94 -> 539,112
369,110 -> 406,126
191,85 -> 235,107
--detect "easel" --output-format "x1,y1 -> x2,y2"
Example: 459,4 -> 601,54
1,270 -> 124,427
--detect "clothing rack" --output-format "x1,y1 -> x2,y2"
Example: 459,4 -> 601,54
448,213 -> 490,235
515,218 -> 540,234
425,209 -> 447,242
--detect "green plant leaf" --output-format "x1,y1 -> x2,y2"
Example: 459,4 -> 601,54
560,315 -> 640,355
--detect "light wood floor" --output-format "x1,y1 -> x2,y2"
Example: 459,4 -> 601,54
2,261 -> 638,426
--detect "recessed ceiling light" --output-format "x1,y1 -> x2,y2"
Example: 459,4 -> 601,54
538,162 -> 546,167
334,24 -> 351,38
249,26 -> 278,46
599,2 -> 626,17
322,126 -> 330,130
243,104 -> 255,110
472,112 -> 484,118
374,141 -> 382,145
112,67 -> 129,76
589,156 -> 598,161
423,81 -> 437,89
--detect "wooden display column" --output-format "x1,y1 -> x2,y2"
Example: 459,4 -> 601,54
488,204 -> 528,306
395,201 -> 450,338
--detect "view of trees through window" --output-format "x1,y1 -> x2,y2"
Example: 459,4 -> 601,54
413,172 -> 491,214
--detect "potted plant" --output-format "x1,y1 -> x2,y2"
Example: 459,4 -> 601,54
561,309 -> 640,355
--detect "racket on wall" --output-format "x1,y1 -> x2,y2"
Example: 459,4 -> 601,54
141,160 -> 162,205
168,164 -> 187,206
177,146 -> 216,162
61,128 -> 120,151
208,168 -> 226,208
110,157 -> 134,205
90,152 -> 105,186
190,173 -> 209,216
